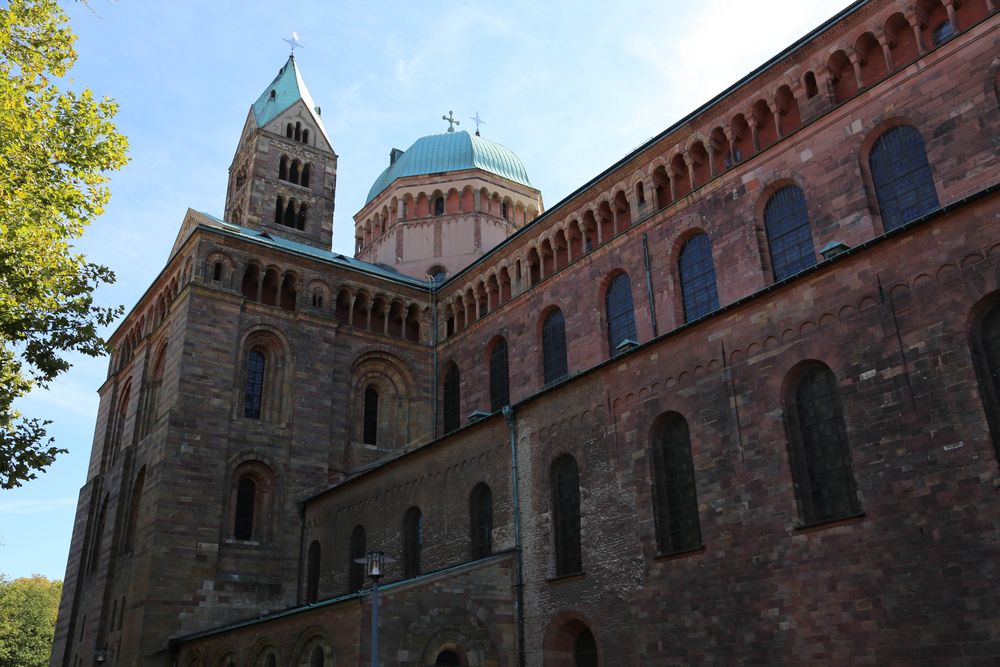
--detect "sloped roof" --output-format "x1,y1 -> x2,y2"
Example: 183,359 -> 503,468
251,55 -> 332,149
365,130 -> 532,204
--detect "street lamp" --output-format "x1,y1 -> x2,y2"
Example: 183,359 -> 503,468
354,551 -> 394,666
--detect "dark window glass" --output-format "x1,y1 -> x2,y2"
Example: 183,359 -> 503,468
443,363 -> 461,433
764,185 -> 815,281
434,197 -> 445,216
363,386 -> 379,445
605,273 -> 637,355
349,525 -> 366,592
542,309 -> 569,385
869,125 -> 939,232
306,540 -> 321,603
265,655 -> 277,667
436,651 -> 461,666
573,628 -> 598,667
652,414 -> 702,554
309,645 -> 324,667
403,506 -> 423,578
790,365 -> 859,524
274,196 -> 284,226
234,477 -> 256,540
679,233 -> 719,322
470,482 -> 493,559
975,304 -> 1000,460
213,262 -> 223,282
552,455 -> 582,576
489,339 -> 510,412
243,349 -> 265,419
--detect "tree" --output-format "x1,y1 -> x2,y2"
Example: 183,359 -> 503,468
0,0 -> 128,488
0,574 -> 63,666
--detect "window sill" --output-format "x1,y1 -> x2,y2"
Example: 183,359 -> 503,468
654,544 -> 705,561
794,511 -> 865,533
547,571 -> 585,584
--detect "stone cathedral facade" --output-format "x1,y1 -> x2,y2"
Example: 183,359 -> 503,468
52,1 -> 1000,665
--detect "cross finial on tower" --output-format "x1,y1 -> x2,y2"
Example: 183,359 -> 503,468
470,111 -> 486,136
284,30 -> 303,56
442,110 -> 460,133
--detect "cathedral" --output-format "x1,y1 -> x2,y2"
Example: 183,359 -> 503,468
52,0 -> 1000,664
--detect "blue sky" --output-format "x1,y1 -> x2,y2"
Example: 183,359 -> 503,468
1,0 -> 854,580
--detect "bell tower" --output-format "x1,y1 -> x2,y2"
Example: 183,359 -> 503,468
225,55 -> 337,250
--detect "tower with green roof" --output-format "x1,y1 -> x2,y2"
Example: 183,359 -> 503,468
225,55 -> 338,251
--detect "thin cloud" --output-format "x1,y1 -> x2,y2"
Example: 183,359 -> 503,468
0,497 -> 77,516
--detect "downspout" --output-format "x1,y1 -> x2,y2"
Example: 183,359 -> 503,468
429,277 -> 439,439
502,405 -> 526,667
296,501 -> 306,605
641,233 -> 659,337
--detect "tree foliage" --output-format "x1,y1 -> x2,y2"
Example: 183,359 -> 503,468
0,0 -> 128,488
0,574 -> 63,666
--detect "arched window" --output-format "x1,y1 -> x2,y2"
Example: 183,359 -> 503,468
973,302 -> 1000,460
443,363 -> 461,434
284,198 -> 296,227
306,540 -> 321,603
309,645 -> 324,667
605,272 -> 637,355
243,349 -> 265,419
542,308 -> 568,385
289,160 -> 300,184
234,476 -> 256,540
108,385 -> 130,462
302,129 -> 310,144
679,233 -> 719,322
787,364 -> 859,524
278,156 -> 288,181
434,196 -> 445,216
349,525 -> 366,592
212,261 -> 223,282
297,203 -> 307,231
363,386 -> 379,445
294,121 -> 302,141
652,414 -> 701,554
122,467 -> 145,554
88,495 -> 108,575
869,125 -> 939,232
301,164 -> 311,188
435,651 -> 461,666
403,506 -> 423,578
286,123 -> 293,138
932,20 -> 955,45
489,338 -> 510,412
264,654 -> 277,667
552,455 -> 582,576
764,185 -> 816,281
574,628 -> 598,667
469,482 -> 493,559
274,196 -> 284,225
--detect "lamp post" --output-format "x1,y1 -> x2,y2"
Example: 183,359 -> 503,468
354,551 -> 394,667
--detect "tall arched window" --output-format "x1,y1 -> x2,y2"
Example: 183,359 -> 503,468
973,302 -> 1000,460
787,363 -> 859,524
349,525 -> 366,592
869,125 -> 939,232
574,628 -> 598,667
309,645 -> 324,667
234,476 -> 257,540
469,482 -> 493,559
363,386 -> 379,445
434,196 -> 445,216
764,185 -> 816,281
443,363 -> 461,434
542,308 -> 568,385
122,467 -> 145,554
88,495 -> 108,575
552,455 -> 582,576
403,506 -> 423,578
278,156 -> 288,181
306,540 -> 321,603
274,196 -> 284,226
605,272 -> 637,355
435,651 -> 461,666
243,349 -> 265,419
489,338 -> 510,412
679,233 -> 719,322
652,413 -> 701,554
301,164 -> 311,188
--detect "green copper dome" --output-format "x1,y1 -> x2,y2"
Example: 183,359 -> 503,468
365,130 -> 532,205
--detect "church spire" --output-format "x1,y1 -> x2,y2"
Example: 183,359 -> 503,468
250,55 -> 332,149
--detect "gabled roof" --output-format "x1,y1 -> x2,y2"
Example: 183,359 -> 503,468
251,55 -> 332,149
365,130 -> 532,205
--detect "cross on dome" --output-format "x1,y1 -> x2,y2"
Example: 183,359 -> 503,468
442,110 -> 460,133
